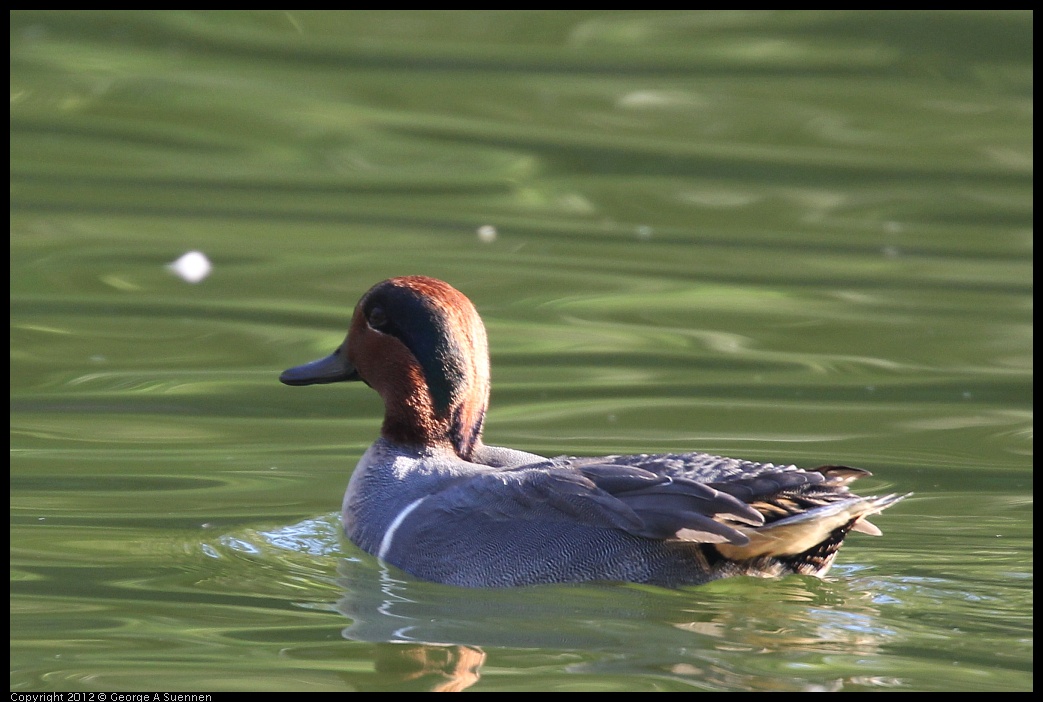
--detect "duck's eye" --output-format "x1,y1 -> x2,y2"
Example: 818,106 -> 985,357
368,306 -> 389,331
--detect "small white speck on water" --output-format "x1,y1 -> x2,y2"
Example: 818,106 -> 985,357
168,250 -> 212,283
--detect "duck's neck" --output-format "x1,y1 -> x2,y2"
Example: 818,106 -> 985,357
380,378 -> 488,461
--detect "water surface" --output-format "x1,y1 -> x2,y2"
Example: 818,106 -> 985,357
10,10 -> 1032,692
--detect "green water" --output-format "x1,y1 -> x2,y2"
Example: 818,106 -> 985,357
10,11 -> 1032,692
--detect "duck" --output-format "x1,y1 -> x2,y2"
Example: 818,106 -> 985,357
280,276 -> 906,588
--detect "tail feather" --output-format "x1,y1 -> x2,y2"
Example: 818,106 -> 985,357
713,493 -> 908,565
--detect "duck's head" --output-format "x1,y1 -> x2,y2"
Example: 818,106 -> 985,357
280,276 -> 490,460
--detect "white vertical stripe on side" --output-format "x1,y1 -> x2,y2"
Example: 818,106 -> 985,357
378,497 -> 427,561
